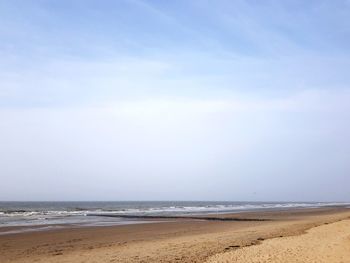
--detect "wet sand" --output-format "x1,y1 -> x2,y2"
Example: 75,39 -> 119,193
1,207 -> 350,263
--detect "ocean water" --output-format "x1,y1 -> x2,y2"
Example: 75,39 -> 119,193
0,201 -> 348,231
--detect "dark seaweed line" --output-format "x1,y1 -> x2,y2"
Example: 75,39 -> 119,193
87,214 -> 269,222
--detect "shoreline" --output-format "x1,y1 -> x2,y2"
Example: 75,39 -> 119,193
1,205 -> 348,235
1,207 -> 350,262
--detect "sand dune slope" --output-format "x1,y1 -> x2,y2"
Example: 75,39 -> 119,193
207,219 -> 350,263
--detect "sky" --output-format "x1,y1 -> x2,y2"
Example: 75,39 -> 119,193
1,0 -> 350,202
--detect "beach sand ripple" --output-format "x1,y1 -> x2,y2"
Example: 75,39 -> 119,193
206,219 -> 350,263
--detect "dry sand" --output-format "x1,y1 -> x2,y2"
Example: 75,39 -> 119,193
207,218 -> 350,263
1,207 -> 350,263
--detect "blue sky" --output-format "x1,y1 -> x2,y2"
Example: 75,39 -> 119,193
1,0 -> 350,201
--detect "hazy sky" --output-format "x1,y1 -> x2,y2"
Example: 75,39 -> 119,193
1,0 -> 350,201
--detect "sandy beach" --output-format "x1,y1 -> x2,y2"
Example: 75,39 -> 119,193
207,217 -> 350,263
1,207 -> 350,263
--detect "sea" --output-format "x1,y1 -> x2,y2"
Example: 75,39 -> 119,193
0,201 -> 349,227
0,201 -> 348,234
